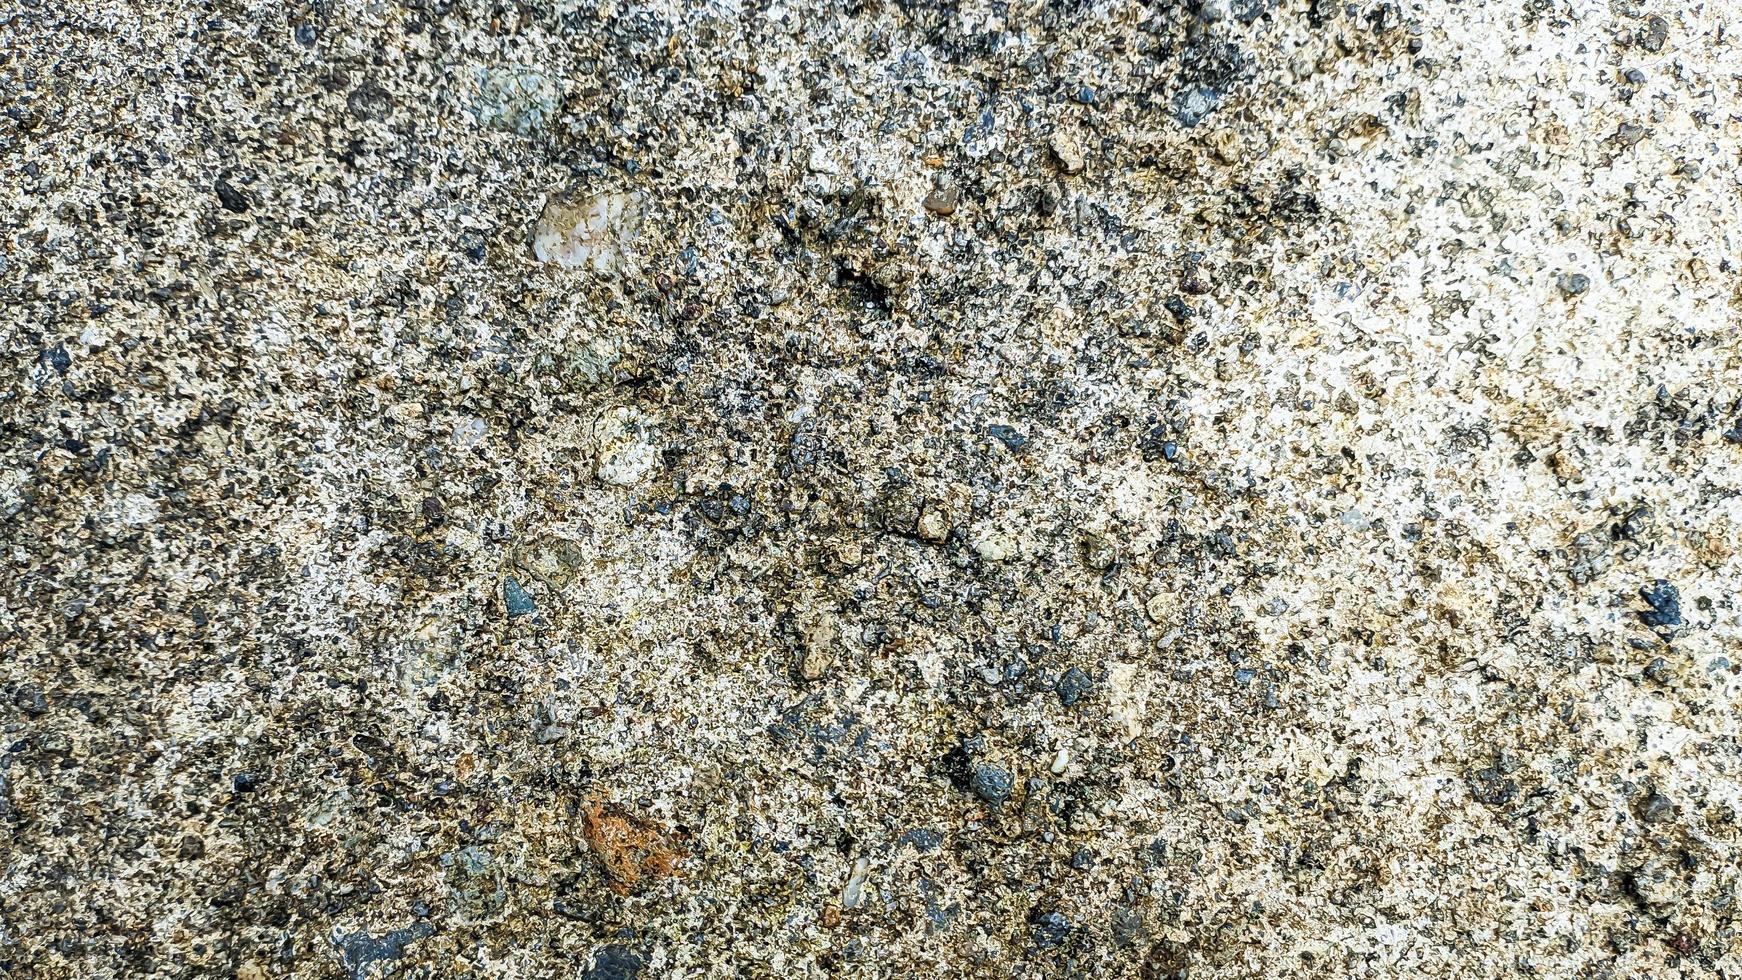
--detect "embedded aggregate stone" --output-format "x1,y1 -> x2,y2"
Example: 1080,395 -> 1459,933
3,2 -> 1740,978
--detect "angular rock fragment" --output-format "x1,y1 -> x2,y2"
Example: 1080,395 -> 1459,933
581,802 -> 685,895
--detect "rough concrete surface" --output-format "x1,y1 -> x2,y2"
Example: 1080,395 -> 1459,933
3,0 -> 1740,977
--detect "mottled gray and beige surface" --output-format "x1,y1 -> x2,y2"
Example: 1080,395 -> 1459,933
3,0 -> 1741,977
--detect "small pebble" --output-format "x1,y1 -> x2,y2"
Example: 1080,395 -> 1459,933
1145,595 -> 1171,623
12,682 -> 47,716
40,344 -> 71,375
215,178 -> 250,214
534,190 -> 642,272
986,424 -> 1028,452
457,230 -> 488,262
1172,85 -> 1221,128
970,527 -> 1018,562
901,828 -> 943,852
842,857 -> 870,909
504,578 -> 536,617
1080,534 -> 1116,571
917,506 -> 949,543
1030,910 -> 1070,948
1638,579 -> 1681,628
347,83 -> 394,122
969,762 -> 1013,804
1049,131 -> 1085,174
581,939 -> 644,980
1638,14 -> 1669,53
471,66 -> 561,136
1050,747 -> 1070,775
923,186 -> 960,217
1056,667 -> 1092,707
1639,792 -> 1675,824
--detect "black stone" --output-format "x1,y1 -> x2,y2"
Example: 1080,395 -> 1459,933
1140,424 -> 1172,462
458,230 -> 488,262
1638,580 -> 1682,628
1639,792 -> 1675,824
215,178 -> 250,213
1110,905 -> 1144,946
40,344 -> 71,376
1056,667 -> 1092,707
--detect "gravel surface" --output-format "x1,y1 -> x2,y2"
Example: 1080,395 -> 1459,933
3,1 -> 1740,977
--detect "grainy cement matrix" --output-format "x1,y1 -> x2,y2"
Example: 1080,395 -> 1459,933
3,0 -> 1740,977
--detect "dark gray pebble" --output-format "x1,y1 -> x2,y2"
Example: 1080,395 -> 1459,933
1030,909 -> 1071,948
584,945 -> 646,980
987,424 -> 1028,452
1638,579 -> 1681,628
969,762 -> 1013,804
505,578 -> 536,617
1056,667 -> 1092,707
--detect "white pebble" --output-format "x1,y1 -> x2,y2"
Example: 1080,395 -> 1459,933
533,190 -> 642,273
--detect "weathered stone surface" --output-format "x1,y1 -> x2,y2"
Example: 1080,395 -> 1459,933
3,1 -> 1740,978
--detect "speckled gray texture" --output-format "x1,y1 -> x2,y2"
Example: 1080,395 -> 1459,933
3,1 -> 1741,977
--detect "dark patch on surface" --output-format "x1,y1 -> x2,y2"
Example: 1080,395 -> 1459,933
986,424 -> 1029,452
583,944 -> 646,980
333,922 -> 434,980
